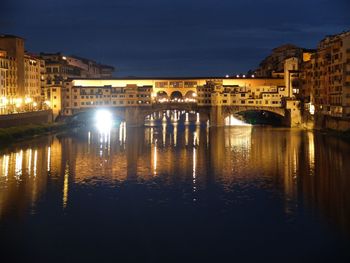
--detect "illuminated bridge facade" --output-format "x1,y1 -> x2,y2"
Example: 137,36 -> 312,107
54,77 -> 302,127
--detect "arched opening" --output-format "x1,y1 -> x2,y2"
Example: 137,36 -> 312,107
238,110 -> 284,126
184,91 -> 197,102
156,91 -> 169,103
224,114 -> 251,126
170,91 -> 183,102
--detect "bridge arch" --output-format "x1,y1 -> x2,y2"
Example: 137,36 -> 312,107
170,91 -> 183,101
155,91 -> 169,102
224,109 -> 285,126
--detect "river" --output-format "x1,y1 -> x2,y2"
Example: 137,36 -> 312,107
0,125 -> 349,262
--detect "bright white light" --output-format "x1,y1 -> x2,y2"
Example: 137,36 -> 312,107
225,74 -> 229,78
225,115 -> 251,126
309,104 -> 315,115
95,109 -> 113,132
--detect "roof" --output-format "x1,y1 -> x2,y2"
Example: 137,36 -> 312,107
0,34 -> 25,40
272,44 -> 300,52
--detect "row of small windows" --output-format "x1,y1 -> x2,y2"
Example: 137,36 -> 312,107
76,100 -> 150,106
220,100 -> 281,105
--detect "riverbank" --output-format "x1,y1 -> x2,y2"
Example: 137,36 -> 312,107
0,122 -> 69,145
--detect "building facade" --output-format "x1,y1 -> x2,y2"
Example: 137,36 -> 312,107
0,50 -> 8,114
0,35 -> 25,99
255,44 -> 314,78
301,31 -> 350,117
24,54 -> 42,105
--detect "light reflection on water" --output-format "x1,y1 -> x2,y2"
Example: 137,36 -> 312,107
0,126 -> 350,262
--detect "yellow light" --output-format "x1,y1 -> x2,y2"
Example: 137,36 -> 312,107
33,102 -> 37,107
44,100 -> 51,106
24,97 -> 32,104
1,97 -> 7,104
309,104 -> 315,115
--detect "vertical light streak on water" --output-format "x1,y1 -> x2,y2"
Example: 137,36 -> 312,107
150,128 -> 154,145
15,150 -> 23,179
206,125 -> 209,148
193,147 -> 197,202
162,123 -> 166,146
47,146 -> 51,172
2,155 -> 9,178
173,124 -> 177,146
27,149 -> 32,176
153,139 -> 157,176
185,125 -> 189,146
108,132 -> 111,156
119,124 -> 123,145
33,150 -> 38,178
196,126 -> 200,145
63,163 -> 69,209
308,132 -> 315,175
122,122 -> 126,144
193,131 -> 197,146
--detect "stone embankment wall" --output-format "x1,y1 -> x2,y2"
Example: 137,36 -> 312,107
0,110 -> 53,128
314,114 -> 350,132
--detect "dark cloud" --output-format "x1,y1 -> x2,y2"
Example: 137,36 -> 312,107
1,0 -> 349,76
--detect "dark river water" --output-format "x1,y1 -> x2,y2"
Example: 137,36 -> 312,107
0,124 -> 350,262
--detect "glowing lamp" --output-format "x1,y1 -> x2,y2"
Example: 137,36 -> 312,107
95,109 -> 113,132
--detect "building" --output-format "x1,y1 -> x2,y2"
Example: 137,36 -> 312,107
41,53 -> 115,106
0,35 -> 47,113
41,53 -> 114,87
24,54 -> 43,106
60,79 -> 153,116
301,31 -> 350,117
0,50 -> 8,114
255,44 -> 314,78
0,35 -> 25,99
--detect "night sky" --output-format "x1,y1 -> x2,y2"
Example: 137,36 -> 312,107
1,0 -> 349,77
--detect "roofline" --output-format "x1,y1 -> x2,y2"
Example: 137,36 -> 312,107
0,34 -> 25,40
68,76 -> 284,81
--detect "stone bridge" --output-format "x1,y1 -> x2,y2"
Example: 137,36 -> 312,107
69,103 -> 298,127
